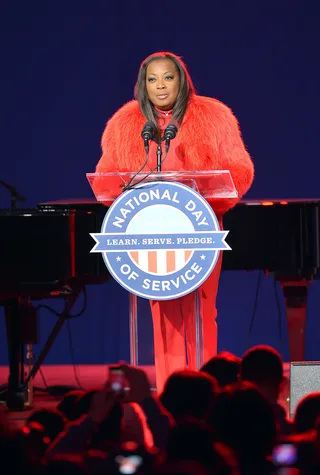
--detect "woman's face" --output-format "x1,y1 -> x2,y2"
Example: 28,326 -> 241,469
146,59 -> 180,111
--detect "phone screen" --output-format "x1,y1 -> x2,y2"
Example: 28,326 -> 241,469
272,443 -> 298,467
115,454 -> 143,474
109,366 -> 126,392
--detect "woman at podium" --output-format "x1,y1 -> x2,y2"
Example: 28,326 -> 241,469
95,51 -> 254,391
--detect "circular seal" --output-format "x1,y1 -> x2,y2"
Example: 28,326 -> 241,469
91,180 -> 229,300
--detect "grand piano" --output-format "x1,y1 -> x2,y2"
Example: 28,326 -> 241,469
1,196 -> 319,410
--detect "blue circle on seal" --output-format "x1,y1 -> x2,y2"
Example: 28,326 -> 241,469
93,180 -> 225,300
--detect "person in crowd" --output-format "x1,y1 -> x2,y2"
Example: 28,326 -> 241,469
239,345 -> 292,434
294,392 -> 320,434
159,369 -> 218,422
56,389 -> 85,422
209,381 -> 278,475
46,364 -> 172,454
26,407 -> 67,447
200,351 -> 240,388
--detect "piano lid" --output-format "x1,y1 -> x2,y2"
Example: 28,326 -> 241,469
239,198 -> 320,206
37,197 -> 320,211
37,198 -> 106,212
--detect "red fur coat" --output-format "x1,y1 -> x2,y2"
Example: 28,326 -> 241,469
95,94 -> 254,216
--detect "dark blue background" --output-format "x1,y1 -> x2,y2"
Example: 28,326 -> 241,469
1,0 -> 320,367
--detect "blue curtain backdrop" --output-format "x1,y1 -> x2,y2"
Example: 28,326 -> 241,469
1,0 -> 319,366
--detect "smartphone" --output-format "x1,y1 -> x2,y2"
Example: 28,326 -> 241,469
272,443 -> 298,467
115,454 -> 143,474
109,365 -> 126,393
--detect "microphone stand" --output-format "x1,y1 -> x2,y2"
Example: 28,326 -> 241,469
0,180 -> 26,211
156,142 -> 162,172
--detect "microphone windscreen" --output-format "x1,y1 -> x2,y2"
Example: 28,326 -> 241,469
164,121 -> 179,140
141,121 -> 156,140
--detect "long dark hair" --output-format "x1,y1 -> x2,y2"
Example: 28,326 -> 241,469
134,52 -> 195,135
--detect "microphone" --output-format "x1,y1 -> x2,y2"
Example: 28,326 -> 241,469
122,122 -> 156,191
164,121 -> 179,153
141,121 -> 156,153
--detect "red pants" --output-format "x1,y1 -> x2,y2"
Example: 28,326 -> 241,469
150,251 -> 223,392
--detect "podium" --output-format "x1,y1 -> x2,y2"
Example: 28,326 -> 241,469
87,170 -> 237,371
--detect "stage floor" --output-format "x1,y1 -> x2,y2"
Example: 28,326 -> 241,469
0,364 -> 290,426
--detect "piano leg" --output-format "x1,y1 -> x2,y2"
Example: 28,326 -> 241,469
4,299 -> 25,411
281,282 -> 308,362
22,289 -> 81,394
2,289 -> 81,411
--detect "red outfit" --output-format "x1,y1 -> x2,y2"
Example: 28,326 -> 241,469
95,94 -> 254,391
